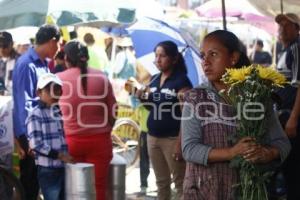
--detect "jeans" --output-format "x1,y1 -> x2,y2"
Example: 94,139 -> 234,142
37,166 -> 65,200
140,131 -> 150,188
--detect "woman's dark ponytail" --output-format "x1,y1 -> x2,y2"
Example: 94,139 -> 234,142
235,51 -> 251,68
77,46 -> 89,95
64,40 -> 89,95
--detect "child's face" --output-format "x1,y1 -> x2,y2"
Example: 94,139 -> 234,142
38,83 -> 62,106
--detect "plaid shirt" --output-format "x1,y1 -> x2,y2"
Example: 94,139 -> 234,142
26,101 -> 67,168
182,86 -> 238,200
182,83 -> 290,200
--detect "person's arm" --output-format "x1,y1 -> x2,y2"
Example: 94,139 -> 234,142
113,50 -> 126,75
181,101 -> 256,165
105,78 -> 117,127
14,137 -> 25,159
243,145 -> 280,164
177,87 -> 191,108
285,87 -> 300,137
265,109 -> 291,162
285,42 -> 300,137
181,101 -> 211,165
173,87 -> 192,161
111,133 -> 128,150
13,63 -> 37,138
243,109 -> 291,164
27,113 -> 73,162
27,113 -> 61,159
208,137 -> 257,162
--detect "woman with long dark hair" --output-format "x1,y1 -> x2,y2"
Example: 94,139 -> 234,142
57,40 -> 116,200
134,40 -> 193,200
181,30 -> 290,199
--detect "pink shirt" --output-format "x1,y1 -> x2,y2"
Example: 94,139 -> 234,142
57,68 -> 116,136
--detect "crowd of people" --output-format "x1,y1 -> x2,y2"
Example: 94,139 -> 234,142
0,11 -> 299,200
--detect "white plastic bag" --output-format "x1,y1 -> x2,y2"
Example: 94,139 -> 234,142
0,96 -> 13,156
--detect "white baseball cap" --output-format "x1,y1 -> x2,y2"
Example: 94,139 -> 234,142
37,73 -> 62,90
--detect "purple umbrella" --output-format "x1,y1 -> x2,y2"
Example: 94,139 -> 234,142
195,0 -> 276,34
196,0 -> 262,18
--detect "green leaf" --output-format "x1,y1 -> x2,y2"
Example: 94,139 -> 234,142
229,156 -> 243,168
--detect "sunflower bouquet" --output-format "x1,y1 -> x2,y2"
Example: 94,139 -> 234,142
221,64 -> 287,200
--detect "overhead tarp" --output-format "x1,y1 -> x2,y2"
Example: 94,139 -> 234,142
249,0 -> 300,16
0,0 -> 129,30
0,0 -> 165,30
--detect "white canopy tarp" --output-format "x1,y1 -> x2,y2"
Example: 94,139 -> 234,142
249,0 -> 300,16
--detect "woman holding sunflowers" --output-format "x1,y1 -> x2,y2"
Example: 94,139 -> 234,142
181,30 -> 291,200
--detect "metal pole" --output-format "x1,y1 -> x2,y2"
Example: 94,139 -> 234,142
221,0 -> 227,30
280,0 -> 284,14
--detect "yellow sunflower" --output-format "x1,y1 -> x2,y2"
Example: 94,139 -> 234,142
224,66 -> 252,84
256,65 -> 287,87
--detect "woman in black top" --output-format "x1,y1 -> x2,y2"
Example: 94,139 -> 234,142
136,41 -> 192,200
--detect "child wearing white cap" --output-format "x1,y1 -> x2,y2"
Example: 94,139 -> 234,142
26,73 -> 73,200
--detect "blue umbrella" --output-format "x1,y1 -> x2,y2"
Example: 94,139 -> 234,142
127,17 -> 205,86
101,26 -> 130,37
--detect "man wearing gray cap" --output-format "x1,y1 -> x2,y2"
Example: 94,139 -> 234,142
275,13 -> 300,200
13,24 -> 61,200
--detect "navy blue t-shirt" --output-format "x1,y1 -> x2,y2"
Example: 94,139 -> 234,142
145,71 -> 192,138
252,51 -> 272,65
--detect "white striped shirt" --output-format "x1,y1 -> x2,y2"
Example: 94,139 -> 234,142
276,37 -> 300,87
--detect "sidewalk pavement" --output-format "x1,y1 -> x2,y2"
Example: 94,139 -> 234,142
126,167 -> 157,200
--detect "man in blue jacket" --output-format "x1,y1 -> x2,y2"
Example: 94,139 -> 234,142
13,24 -> 60,200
